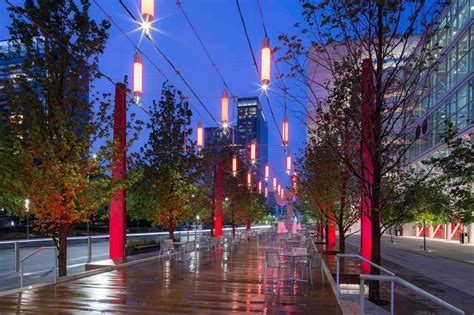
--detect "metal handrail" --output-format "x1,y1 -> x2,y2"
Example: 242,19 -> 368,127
360,274 -> 464,315
20,246 -> 58,288
336,253 -> 395,298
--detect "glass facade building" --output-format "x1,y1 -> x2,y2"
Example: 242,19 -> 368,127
236,97 -> 268,182
406,0 -> 474,163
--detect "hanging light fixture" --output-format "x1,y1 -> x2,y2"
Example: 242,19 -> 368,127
221,89 -> 229,128
286,153 -> 292,175
272,176 -> 277,191
141,0 -> 154,21
141,0 -> 154,33
232,155 -> 238,176
282,116 -> 289,147
261,37 -> 271,92
250,140 -> 257,165
258,180 -> 262,194
264,186 -> 268,198
264,164 -> 270,182
277,184 -> 281,195
196,121 -> 204,151
247,171 -> 252,188
133,52 -> 143,100
280,189 -> 284,199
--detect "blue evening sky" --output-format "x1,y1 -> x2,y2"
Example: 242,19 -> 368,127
0,0 -> 307,187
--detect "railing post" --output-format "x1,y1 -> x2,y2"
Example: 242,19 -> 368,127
87,237 -> 92,263
360,277 -> 365,314
390,280 -> 395,315
20,262 -> 23,288
14,241 -> 20,272
54,248 -> 58,283
336,255 -> 340,298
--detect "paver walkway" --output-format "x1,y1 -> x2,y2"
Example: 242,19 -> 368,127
0,236 -> 342,314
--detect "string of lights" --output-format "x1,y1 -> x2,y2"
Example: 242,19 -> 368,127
3,0 -> 156,122
118,0 -> 219,125
234,0 -> 285,146
92,0 -> 211,126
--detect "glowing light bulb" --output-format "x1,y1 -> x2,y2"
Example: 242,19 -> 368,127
250,140 -> 257,164
133,52 -> 143,100
221,89 -> 229,128
286,153 -> 292,175
197,121 -> 204,151
282,116 -> 289,147
141,0 -> 154,22
232,155 -> 238,176
261,37 -> 271,88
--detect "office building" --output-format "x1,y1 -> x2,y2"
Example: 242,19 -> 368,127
236,97 -> 268,184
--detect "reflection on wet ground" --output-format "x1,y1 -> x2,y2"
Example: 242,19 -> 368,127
0,235 -> 342,314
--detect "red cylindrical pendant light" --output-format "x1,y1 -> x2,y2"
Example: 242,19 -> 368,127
221,89 -> 229,128
264,164 -> 270,182
264,186 -> 268,198
292,171 -> 297,194
272,176 -> 277,191
141,0 -> 154,22
286,153 -> 292,174
250,140 -> 257,164
133,52 -> 143,99
231,155 -> 238,175
261,37 -> 271,90
258,180 -> 262,194
277,184 -> 281,195
197,121 -> 204,151
282,116 -> 289,147
247,171 -> 252,188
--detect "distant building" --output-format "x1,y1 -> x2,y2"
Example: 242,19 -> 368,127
236,97 -> 268,185
203,126 -> 231,155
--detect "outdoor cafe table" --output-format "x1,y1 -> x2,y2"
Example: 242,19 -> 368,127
280,251 -> 311,282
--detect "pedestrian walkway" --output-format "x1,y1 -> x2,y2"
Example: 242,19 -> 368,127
0,235 -> 342,313
343,234 -> 474,313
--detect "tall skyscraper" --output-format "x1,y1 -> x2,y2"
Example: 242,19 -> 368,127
236,97 -> 268,186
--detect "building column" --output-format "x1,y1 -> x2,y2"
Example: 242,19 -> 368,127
110,83 -> 127,260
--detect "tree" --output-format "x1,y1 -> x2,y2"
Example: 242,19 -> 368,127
1,0 -> 114,277
297,135 -> 359,253
426,126 -> 473,225
132,83 -> 203,240
278,0 -> 446,301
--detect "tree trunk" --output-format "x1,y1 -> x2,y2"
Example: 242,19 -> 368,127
57,230 -> 68,277
423,220 -> 427,251
169,228 -> 174,241
324,224 -> 329,246
338,223 -> 345,253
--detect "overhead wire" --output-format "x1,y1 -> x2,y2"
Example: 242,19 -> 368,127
92,0 -> 211,126
118,0 -> 219,125
234,0 -> 284,145
3,0 -> 157,121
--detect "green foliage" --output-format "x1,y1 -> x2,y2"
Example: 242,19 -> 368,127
425,127 -> 473,224
130,82 -> 204,238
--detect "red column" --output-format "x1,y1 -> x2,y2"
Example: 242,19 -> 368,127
361,59 -> 375,273
109,83 -> 127,260
215,160 -> 223,238
246,220 -> 251,230
327,213 -> 336,249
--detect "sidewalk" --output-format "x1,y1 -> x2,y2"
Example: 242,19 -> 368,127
0,236 -> 342,313
345,234 -> 474,313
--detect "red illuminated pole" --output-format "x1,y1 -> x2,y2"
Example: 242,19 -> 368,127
327,213 -> 336,249
215,160 -> 223,238
109,83 -> 127,260
361,58 -> 376,273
